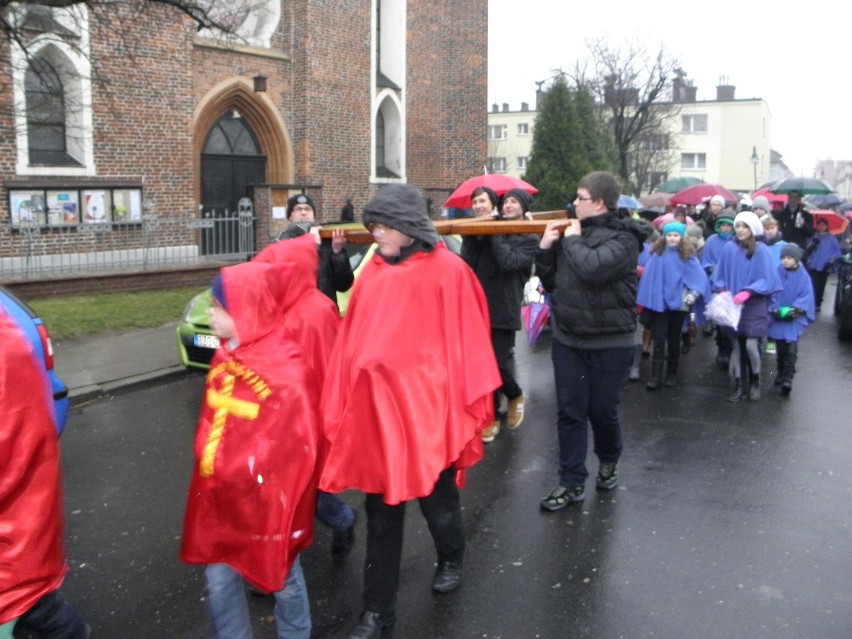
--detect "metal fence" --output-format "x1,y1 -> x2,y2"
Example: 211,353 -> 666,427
1,209 -> 256,281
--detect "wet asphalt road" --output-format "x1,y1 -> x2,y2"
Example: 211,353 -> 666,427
54,284 -> 851,639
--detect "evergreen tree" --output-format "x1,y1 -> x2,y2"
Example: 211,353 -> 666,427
524,74 -> 615,211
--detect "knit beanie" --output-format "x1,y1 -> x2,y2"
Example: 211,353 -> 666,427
709,195 -> 726,206
751,195 -> 770,213
662,221 -> 686,237
362,184 -> 441,248
734,210 -> 764,238
714,216 -> 735,233
781,244 -> 803,261
501,188 -> 532,213
211,274 -> 226,309
471,186 -> 499,209
286,193 -> 315,218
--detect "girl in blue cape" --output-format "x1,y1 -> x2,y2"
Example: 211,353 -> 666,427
700,216 -> 736,366
803,218 -> 842,312
711,211 -> 783,402
767,244 -> 815,396
637,221 -> 710,389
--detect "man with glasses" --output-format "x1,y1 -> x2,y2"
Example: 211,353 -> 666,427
535,171 -> 651,512
776,190 -> 814,250
319,184 -> 499,639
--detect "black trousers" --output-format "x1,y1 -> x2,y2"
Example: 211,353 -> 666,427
15,591 -> 88,639
648,310 -> 688,362
491,328 -> 522,407
363,468 -> 465,614
776,339 -> 799,381
808,268 -> 830,308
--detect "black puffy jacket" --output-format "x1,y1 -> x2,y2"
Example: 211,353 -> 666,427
461,232 -> 538,330
535,212 -> 650,345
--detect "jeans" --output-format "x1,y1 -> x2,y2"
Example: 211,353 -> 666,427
551,340 -> 634,487
205,557 -> 310,639
362,468 -> 465,614
316,490 -> 355,531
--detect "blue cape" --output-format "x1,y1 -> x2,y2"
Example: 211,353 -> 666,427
804,233 -> 842,271
767,264 -> 815,341
700,234 -> 731,271
637,247 -> 711,312
710,241 -> 783,297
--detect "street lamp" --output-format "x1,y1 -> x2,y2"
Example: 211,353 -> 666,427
750,146 -> 759,190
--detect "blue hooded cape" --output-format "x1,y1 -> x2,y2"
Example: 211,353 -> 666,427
767,264 -> 815,341
700,233 -> 731,272
710,241 -> 783,297
804,232 -> 842,271
637,247 -> 711,313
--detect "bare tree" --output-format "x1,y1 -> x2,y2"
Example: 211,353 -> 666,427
574,39 -> 682,196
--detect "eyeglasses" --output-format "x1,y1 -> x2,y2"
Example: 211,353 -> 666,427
575,196 -> 592,202
291,205 -> 313,213
368,223 -> 390,236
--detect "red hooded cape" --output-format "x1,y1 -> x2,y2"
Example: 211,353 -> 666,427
319,244 -> 500,505
0,312 -> 66,624
254,233 -> 340,385
180,261 -> 319,592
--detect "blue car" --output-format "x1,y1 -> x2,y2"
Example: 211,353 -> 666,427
0,285 -> 69,435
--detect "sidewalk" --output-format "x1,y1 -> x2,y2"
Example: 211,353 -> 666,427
53,321 -> 192,405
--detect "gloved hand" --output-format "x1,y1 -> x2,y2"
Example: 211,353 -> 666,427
788,307 -> 804,319
684,292 -> 697,306
732,290 -> 751,305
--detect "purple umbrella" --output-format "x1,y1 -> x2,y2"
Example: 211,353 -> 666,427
522,299 -> 550,348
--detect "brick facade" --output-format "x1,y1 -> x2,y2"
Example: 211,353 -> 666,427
1,0 -> 487,295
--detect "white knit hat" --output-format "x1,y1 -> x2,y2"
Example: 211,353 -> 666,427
709,195 -> 726,206
734,210 -> 764,238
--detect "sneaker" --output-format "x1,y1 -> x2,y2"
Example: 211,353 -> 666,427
482,420 -> 501,443
628,364 -> 640,381
765,342 -> 777,354
540,485 -> 585,511
506,393 -> 525,429
596,462 -> 618,490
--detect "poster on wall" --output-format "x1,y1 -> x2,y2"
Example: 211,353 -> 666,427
9,190 -> 47,226
82,190 -> 111,224
47,190 -> 80,225
112,189 -> 143,222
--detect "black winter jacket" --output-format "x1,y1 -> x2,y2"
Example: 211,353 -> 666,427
535,211 -> 651,348
461,232 -> 538,330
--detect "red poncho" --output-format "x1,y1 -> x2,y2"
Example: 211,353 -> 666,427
0,312 -> 66,624
180,261 -> 319,592
319,244 -> 500,505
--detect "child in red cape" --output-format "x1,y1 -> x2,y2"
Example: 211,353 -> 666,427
0,311 -> 89,639
180,260 -> 319,639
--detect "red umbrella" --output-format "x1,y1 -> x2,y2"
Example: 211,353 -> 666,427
670,184 -> 739,206
809,210 -> 849,236
751,186 -> 788,207
444,175 -> 538,209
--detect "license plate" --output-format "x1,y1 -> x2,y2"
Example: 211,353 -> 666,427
194,334 -> 220,349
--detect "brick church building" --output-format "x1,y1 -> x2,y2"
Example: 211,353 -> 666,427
0,1 -> 486,290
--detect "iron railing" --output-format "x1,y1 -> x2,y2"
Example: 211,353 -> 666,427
0,211 -> 256,281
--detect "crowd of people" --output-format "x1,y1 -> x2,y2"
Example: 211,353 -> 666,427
2,176 -> 843,639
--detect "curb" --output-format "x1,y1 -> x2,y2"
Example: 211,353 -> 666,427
68,365 -> 197,407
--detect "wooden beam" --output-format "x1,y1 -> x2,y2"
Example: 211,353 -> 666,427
317,210 -> 569,244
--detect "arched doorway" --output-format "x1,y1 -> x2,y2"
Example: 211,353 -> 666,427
200,112 -> 265,255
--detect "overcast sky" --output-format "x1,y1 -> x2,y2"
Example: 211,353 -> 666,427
487,0 -> 848,179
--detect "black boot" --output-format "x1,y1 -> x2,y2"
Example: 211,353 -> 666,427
646,359 -> 664,390
749,374 -> 761,401
664,358 -> 679,387
728,378 -> 744,402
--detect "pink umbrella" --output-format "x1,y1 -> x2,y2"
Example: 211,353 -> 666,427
670,184 -> 739,206
751,186 -> 787,207
521,300 -> 550,348
652,212 -> 696,230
